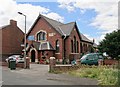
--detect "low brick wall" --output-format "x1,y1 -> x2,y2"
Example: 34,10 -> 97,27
104,59 -> 118,65
53,64 -> 80,72
16,63 -> 24,68
1,62 -> 8,66
1,62 -> 24,68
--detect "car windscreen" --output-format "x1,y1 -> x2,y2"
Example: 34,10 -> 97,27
81,54 -> 88,59
98,55 -> 104,59
14,55 -> 20,57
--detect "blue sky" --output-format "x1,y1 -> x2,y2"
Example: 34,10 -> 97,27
17,1 -> 99,42
0,0 -> 118,44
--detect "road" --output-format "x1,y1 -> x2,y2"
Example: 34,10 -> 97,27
2,64 -> 98,85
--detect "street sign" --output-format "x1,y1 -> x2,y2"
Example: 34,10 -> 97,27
28,35 -> 34,41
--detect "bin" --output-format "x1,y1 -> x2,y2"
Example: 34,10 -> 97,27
8,59 -> 13,68
10,60 -> 16,70
8,60 -> 10,68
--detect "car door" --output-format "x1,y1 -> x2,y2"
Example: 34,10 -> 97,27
87,55 -> 94,65
93,54 -> 99,65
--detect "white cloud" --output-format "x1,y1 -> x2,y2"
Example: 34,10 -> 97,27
58,0 -> 76,12
57,0 -> 119,44
0,0 -> 64,32
43,12 -> 64,22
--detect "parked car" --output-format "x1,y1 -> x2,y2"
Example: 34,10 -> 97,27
80,53 -> 104,65
6,55 -> 24,64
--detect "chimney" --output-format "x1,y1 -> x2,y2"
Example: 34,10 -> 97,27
10,20 -> 17,26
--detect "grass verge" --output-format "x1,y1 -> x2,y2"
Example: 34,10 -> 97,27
68,65 -> 119,85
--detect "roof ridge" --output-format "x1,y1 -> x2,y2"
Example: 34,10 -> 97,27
39,14 -> 64,24
0,25 -> 9,29
59,21 -> 75,26
80,33 -> 93,43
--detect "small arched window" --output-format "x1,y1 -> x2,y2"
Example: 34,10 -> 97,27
37,31 -> 46,41
56,40 -> 60,53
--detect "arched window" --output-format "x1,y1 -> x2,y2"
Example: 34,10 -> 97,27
77,41 -> 79,53
37,31 -> 46,41
80,42 -> 83,53
74,36 -> 76,53
56,40 -> 60,53
71,40 -> 73,53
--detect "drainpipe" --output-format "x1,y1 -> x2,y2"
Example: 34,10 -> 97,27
63,34 -> 67,64
58,27 -> 67,64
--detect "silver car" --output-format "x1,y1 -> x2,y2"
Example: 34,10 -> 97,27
6,55 -> 24,63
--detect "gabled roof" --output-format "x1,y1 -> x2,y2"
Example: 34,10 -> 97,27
27,14 -> 64,37
80,33 -> 93,43
58,22 -> 75,36
27,14 -> 76,37
25,41 -> 55,51
27,14 -> 92,43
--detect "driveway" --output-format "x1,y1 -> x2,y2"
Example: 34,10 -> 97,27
2,64 -> 98,85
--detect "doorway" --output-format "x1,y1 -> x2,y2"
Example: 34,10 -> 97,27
31,50 -> 36,62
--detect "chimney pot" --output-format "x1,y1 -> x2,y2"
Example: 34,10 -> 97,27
10,20 -> 17,26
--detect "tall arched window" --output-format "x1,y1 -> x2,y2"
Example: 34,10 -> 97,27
37,31 -> 46,41
71,40 -> 73,53
77,41 -> 79,53
80,42 -> 83,53
56,40 -> 60,53
74,36 -> 76,53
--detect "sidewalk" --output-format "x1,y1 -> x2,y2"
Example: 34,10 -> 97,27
2,64 -> 98,85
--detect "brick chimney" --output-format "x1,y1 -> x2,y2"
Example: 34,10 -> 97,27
10,20 -> 17,26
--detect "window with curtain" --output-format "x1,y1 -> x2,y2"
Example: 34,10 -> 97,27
56,40 -> 60,53
37,31 -> 46,41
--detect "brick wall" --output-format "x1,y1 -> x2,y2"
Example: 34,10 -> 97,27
104,59 -> 118,65
65,26 -> 81,61
27,17 -> 63,60
1,20 -> 24,61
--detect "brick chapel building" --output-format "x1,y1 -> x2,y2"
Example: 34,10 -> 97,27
0,20 -> 24,61
26,14 -> 93,64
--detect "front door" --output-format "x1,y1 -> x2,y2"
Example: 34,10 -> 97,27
31,50 -> 35,62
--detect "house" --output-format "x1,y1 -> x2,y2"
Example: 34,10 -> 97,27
26,14 -> 93,64
0,20 -> 24,61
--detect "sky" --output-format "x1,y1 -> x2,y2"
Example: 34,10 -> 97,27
0,0 -> 119,44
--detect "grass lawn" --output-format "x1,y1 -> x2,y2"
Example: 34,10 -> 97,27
50,65 -> 120,85
68,65 -> 119,85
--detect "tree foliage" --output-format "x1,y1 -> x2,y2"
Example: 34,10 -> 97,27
98,30 -> 120,59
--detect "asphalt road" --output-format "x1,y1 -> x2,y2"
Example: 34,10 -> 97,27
2,64 -> 98,85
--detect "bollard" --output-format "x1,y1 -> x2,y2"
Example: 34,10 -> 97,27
49,57 -> 56,72
98,59 -> 103,66
26,57 -> 30,69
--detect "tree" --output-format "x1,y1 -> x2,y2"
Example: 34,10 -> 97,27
98,30 -> 120,59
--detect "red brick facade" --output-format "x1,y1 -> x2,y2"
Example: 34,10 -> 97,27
26,15 -> 93,64
0,20 -> 24,61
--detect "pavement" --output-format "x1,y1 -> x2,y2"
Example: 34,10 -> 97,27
1,64 -> 98,85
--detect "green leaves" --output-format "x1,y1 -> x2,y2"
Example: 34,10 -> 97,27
98,30 -> 120,59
